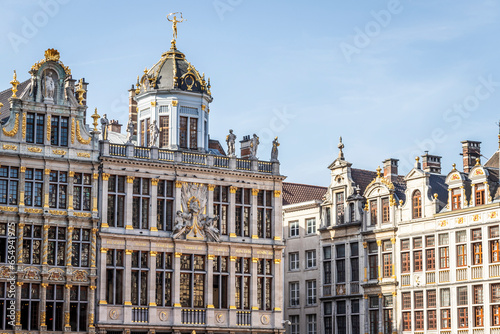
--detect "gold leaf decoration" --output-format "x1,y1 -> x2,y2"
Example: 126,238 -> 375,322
2,113 -> 19,137
76,120 -> 91,145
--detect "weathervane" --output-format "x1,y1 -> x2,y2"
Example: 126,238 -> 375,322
167,12 -> 186,41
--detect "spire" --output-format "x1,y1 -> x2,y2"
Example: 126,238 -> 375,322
338,136 -> 345,160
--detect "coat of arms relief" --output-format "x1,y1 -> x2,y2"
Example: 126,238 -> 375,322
172,183 -> 220,242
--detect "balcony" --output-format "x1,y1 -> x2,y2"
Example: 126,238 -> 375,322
426,272 -> 436,284
472,266 -> 483,279
236,311 -> 251,326
181,309 -> 206,325
439,270 -> 450,283
490,263 -> 500,278
456,267 -> 468,281
102,142 -> 279,175
401,274 -> 411,287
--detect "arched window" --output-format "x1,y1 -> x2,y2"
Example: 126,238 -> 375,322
412,190 -> 422,219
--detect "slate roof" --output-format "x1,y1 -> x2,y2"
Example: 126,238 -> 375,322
485,151 -> 499,168
282,182 -> 327,206
350,168 -> 377,193
0,80 -> 30,122
429,174 -> 447,202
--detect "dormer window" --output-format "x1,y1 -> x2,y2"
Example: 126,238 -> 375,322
26,113 -> 45,144
369,200 -> 377,226
336,192 -> 344,225
382,197 -> 390,223
412,190 -> 422,219
475,184 -> 485,206
349,203 -> 355,222
179,116 -> 198,150
452,189 -> 461,210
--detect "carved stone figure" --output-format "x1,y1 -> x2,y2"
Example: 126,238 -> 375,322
201,215 -> 220,242
250,133 -> 259,159
167,12 -> 186,40
101,114 -> 109,140
126,118 -> 134,143
172,210 -> 192,239
64,75 -> 74,101
29,71 -> 37,98
149,120 -> 159,147
226,129 -> 236,157
44,72 -> 55,100
271,136 -> 280,161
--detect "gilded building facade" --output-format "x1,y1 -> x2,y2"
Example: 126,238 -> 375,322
0,49 -> 100,332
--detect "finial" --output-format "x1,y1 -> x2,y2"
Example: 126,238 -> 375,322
376,166 -> 381,177
135,76 -> 140,95
91,108 -> 100,132
355,185 -> 361,195
144,68 -> 148,75
415,156 -> 420,162
399,200 -> 403,206
10,70 -> 20,98
338,136 -> 345,160
207,78 -> 211,95
415,156 -> 421,169
433,193 -> 438,200
452,163 -> 457,170
475,158 -> 480,166
0,103 -> 3,109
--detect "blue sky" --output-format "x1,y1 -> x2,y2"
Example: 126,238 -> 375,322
1,0 -> 500,186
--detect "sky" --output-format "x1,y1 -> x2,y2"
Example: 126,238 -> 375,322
1,0 -> 500,186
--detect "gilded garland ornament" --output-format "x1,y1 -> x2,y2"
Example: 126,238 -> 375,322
22,112 -> 26,139
31,49 -> 72,76
46,115 -> 51,141
2,113 -> 19,137
76,120 -> 91,145
71,118 -> 75,144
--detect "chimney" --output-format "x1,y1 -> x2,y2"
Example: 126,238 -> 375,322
421,152 -> 442,174
383,158 -> 399,183
461,140 -> 481,173
128,85 -> 138,137
107,120 -> 122,134
240,135 -> 251,159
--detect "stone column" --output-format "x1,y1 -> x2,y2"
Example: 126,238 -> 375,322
229,187 -> 237,238
125,176 -> 135,230
150,179 -> 159,232
206,254 -> 215,324
251,189 -> 259,239
123,249 -> 133,323
42,224 -> 49,265
149,251 -> 157,322
98,247 -> 108,305
172,251 -> 182,325
362,242 -> 368,282
44,168 -> 51,209
207,185 -> 214,217
64,284 -> 72,331
228,255 -> 237,326
377,240 -> 382,281
19,166 -> 26,207
88,285 -> 96,329
92,172 -> 99,214
15,282 -> 23,329
67,171 -> 75,211
391,238 -> 396,280
272,190 -> 282,241
101,173 -> 110,227
251,257 -> 259,311
17,222 -> 24,264
378,293 -> 383,334
66,227 -> 74,267
363,294 -> 369,334
273,257 -> 283,313
174,181 -> 182,212
90,228 -> 97,269
40,283 -> 48,331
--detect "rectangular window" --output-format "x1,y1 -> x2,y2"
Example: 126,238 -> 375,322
368,241 -> 378,280
474,306 -> 484,327
383,252 -> 392,278
235,188 -> 250,237
414,250 -> 423,271
213,185 -> 228,235
401,252 -> 410,273
336,245 -> 345,283
402,292 -> 411,310
414,310 -> 424,330
73,173 -> 91,211
494,305 -> 500,326
452,188 -> 461,210
370,199 -> 377,225
212,256 -> 228,309
306,218 -> 316,234
427,290 -> 436,308
476,184 -> 485,205
132,178 -> 150,229
26,113 -> 45,144
474,285 -> 483,304
473,242 -> 483,265
440,247 -> 449,269
179,116 -> 188,148
306,314 -> 316,334
414,291 -> 423,308
46,284 -> 64,331
306,250 -> 316,269
140,119 -> 145,146
290,315 -> 299,334
351,242 -> 359,282
306,280 -> 316,305
47,226 -> 65,266
257,259 -> 272,310
0,166 -> 18,205
336,192 -> 344,224
458,307 -> 468,328
51,116 -> 69,146
457,286 -> 468,305
189,117 -> 198,150
382,197 -> 390,223
107,175 -> 125,227
234,257 -> 250,309
289,252 -> 299,271
22,225 -> 42,265
131,251 -> 149,306
402,312 -> 411,331
106,249 -> 124,304
257,190 -> 273,239
156,252 -> 173,307
49,171 -> 67,209
71,228 -> 90,267
20,283 -> 39,330
457,244 -> 467,267
157,180 -> 174,232
289,282 -> 299,306
159,115 -> 169,148
440,288 -> 450,307
289,221 -> 299,237
441,309 -> 451,329
24,168 -> 43,207
426,248 -> 436,270
428,310 -> 437,330
491,227 -> 500,263
69,285 -> 88,331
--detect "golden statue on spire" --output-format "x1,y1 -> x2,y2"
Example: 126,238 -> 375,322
167,12 -> 186,40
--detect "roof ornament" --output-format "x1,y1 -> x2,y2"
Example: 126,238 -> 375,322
338,136 -> 345,160
167,12 -> 186,48
452,163 -> 457,171
376,166 -> 382,178
135,76 -> 140,95
415,156 -> 421,169
10,70 -> 20,98
91,108 -> 100,132
75,79 -> 86,105
475,158 -> 481,166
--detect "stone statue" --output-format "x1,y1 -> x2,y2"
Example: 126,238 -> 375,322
172,210 -> 192,239
226,129 -> 236,157
271,136 -> 280,161
149,120 -> 159,147
101,114 -> 109,141
64,76 -> 74,101
44,72 -> 55,100
29,71 -> 37,98
126,118 -> 134,144
250,134 -> 259,159
167,12 -> 186,40
201,215 -> 220,242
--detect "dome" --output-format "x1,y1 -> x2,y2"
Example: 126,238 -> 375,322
137,40 -> 211,96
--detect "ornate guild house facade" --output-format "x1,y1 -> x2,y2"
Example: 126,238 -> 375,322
0,19 -> 285,334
